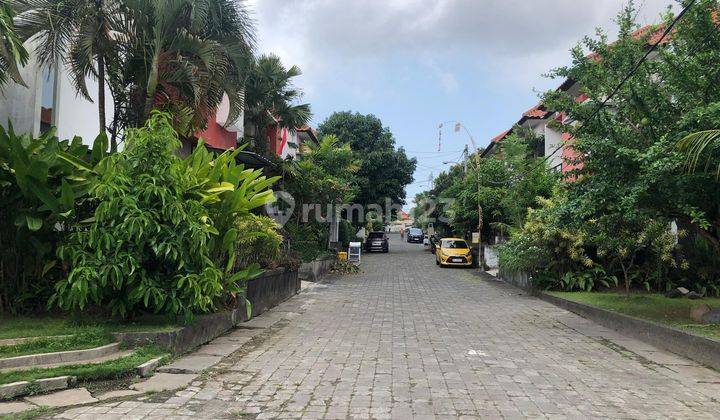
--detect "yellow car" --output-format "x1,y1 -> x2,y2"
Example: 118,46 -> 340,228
435,237 -> 473,267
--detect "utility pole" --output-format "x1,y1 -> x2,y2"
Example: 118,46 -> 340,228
475,148 -> 483,270
448,122 -> 484,270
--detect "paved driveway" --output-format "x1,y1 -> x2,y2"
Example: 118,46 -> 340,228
58,235 -> 720,419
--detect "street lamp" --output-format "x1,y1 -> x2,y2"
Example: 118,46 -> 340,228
440,122 -> 484,270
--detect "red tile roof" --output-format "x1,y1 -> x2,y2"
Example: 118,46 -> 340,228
296,125 -> 318,142
587,23 -> 668,62
522,104 -> 549,119
491,129 -> 511,143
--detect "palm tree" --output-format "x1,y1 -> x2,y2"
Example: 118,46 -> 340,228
122,0 -> 254,135
14,0 -> 121,147
15,0 -> 255,150
677,130 -> 720,178
0,1 -> 28,87
243,54 -> 311,152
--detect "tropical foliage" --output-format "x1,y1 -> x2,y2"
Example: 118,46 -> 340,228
0,125 -> 105,313
243,54 -> 311,154
420,1 -> 720,295
282,134 -> 360,261
318,111 -> 417,215
505,1 -> 720,293
0,0 -> 27,87
53,113 -> 228,318
14,0 -> 255,149
678,129 -> 720,178
413,129 -> 557,241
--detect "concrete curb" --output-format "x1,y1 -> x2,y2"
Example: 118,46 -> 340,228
0,376 -> 75,401
0,335 -> 74,347
113,309 -> 244,355
0,343 -> 120,370
114,268 -> 299,355
136,357 -> 163,378
539,292 -> 720,371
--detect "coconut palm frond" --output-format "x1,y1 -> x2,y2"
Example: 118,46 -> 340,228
678,129 -> 720,178
0,2 -> 28,86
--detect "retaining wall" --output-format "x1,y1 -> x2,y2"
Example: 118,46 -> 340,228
298,255 -> 335,282
114,267 -> 299,354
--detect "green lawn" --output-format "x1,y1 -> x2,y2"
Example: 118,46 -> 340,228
0,315 -> 181,359
0,315 -> 182,340
548,291 -> 720,340
0,346 -> 168,385
0,328 -> 113,358
0,317 -> 72,340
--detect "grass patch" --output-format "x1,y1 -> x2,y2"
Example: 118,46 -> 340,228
0,346 -> 168,385
0,315 -> 182,341
548,291 -> 720,340
0,328 -> 113,358
0,406 -> 53,420
0,317 -> 72,341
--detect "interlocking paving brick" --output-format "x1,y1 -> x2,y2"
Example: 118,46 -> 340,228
54,236 -> 720,418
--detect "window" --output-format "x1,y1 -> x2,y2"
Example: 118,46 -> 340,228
442,240 -> 468,249
40,66 -> 56,134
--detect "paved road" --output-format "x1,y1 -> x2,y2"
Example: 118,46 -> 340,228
59,235 -> 720,419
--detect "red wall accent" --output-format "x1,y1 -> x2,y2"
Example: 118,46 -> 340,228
197,113 -> 238,150
561,132 -> 583,178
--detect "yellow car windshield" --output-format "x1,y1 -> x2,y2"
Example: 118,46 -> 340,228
442,240 -> 468,249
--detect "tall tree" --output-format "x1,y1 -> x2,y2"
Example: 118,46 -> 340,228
243,54 -> 311,153
542,1 -> 720,252
317,111 -> 417,211
0,1 -> 28,87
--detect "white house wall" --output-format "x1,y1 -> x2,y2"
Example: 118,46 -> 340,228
215,93 -> 244,134
544,125 -> 563,170
0,39 -> 43,135
54,66 -> 113,144
0,40 -> 113,146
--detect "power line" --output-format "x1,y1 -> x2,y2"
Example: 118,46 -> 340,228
524,0 -> 697,174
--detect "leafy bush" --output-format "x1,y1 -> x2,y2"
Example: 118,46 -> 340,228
534,266 -> 618,292
498,191 -> 591,276
0,125 -> 104,314
233,214 -> 282,269
179,141 -> 279,278
53,113 -> 227,319
284,221 -> 332,263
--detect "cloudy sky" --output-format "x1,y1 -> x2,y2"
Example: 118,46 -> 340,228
247,0 -> 674,208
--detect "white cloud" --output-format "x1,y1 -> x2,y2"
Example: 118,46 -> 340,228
247,0 -> 673,100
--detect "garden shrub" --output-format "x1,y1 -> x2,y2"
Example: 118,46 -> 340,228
233,214 -> 282,269
179,140 -> 279,280
0,125 -> 104,314
53,113 -> 226,319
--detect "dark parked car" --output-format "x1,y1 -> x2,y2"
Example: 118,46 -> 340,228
365,231 -> 389,253
406,227 -> 424,243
